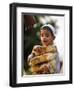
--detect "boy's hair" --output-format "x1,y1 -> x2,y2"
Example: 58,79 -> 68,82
40,24 -> 55,38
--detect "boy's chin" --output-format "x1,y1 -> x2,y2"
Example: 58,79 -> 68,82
42,43 -> 53,46
42,43 -> 49,46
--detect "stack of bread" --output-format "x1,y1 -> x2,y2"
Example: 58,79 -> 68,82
28,45 -> 57,74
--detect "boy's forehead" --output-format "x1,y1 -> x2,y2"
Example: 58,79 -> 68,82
40,29 -> 50,33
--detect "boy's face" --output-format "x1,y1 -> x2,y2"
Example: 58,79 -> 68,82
40,29 -> 54,46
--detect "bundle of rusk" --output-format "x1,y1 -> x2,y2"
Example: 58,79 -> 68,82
28,45 -> 57,74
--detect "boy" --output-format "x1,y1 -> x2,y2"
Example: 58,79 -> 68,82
28,24 -> 60,74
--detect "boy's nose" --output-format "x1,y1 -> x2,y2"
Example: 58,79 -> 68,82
43,37 -> 46,40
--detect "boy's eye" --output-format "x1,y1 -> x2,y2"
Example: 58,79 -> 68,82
41,33 -> 49,37
45,34 -> 49,37
40,34 -> 43,37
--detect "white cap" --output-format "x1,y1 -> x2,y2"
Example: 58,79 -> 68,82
41,24 -> 56,36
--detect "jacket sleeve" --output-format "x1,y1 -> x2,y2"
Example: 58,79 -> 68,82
56,53 -> 61,73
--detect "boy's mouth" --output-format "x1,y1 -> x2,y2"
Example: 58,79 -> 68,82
43,40 -> 47,43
